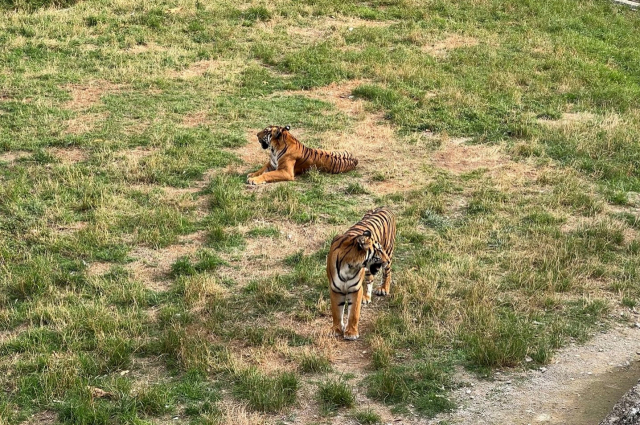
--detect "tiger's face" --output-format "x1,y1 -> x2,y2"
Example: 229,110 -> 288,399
356,231 -> 390,276
256,125 -> 290,150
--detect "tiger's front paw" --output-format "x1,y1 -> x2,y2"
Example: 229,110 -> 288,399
374,286 -> 389,296
343,332 -> 359,341
362,296 -> 371,306
247,177 -> 264,185
331,325 -> 344,337
247,171 -> 259,178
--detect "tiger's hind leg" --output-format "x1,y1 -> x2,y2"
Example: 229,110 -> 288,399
374,260 -> 392,296
362,272 -> 374,305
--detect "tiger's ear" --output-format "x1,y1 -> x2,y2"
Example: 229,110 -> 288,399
284,125 -> 290,131
356,230 -> 372,249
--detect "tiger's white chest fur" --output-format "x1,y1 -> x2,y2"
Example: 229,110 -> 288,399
269,149 -> 278,170
332,263 -> 363,293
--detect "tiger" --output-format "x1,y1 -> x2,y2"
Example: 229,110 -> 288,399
247,125 -> 358,185
326,207 -> 396,340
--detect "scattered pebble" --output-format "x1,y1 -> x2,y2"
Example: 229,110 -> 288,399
466,389 -> 472,394
525,356 -> 533,362
540,367 -> 547,373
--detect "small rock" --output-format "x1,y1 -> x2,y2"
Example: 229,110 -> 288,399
348,27 -> 354,31
536,413 -> 551,422
634,322 -> 640,328
525,356 -> 533,362
466,389 -> 472,394
540,367 -> 547,373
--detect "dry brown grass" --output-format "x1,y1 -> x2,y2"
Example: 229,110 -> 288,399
47,147 -> 88,164
216,220 -> 342,288
62,80 -> 125,110
538,112 -> 597,127
181,110 -> 209,128
421,34 -> 480,56
216,400 -> 270,425
126,231 -> 207,291
62,112 -> 109,135
169,59 -> 243,80
125,41 -> 167,55
0,150 -> 30,163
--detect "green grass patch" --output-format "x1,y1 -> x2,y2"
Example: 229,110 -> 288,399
318,379 -> 355,414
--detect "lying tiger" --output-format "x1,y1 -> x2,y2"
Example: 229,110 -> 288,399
247,125 -> 358,185
326,207 -> 396,340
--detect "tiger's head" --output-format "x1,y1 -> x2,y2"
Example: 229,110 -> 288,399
256,125 -> 291,150
356,230 -> 390,276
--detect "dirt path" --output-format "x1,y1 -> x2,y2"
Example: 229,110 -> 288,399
436,323 -> 640,425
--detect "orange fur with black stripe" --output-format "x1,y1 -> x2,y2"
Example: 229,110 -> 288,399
247,125 -> 358,185
326,207 -> 396,340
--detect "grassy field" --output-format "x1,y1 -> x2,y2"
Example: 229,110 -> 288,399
1,0 -> 639,423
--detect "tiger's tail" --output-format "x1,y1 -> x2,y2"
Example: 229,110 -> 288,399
313,149 -> 359,174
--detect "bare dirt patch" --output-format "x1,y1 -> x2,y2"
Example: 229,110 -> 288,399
126,231 -> 207,292
120,146 -> 160,162
87,261 -> 113,277
0,150 -> 30,163
181,110 -> 209,127
433,137 -> 539,184
436,324 -> 640,425
22,410 -> 57,425
62,80 -> 125,110
422,34 -> 480,56
62,112 -> 109,135
169,59 -> 241,79
48,147 -> 88,164
216,220 -> 342,287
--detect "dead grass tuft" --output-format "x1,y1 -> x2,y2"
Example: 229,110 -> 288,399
48,147 -> 88,164
217,220 -> 340,287
181,110 -> 209,128
421,34 -> 480,56
51,221 -> 88,236
0,150 -> 31,163
169,59 -> 238,79
87,261 -> 113,277
22,410 -> 57,425
62,80 -> 125,110
127,231 -> 207,291
62,112 -> 109,135
217,400 -> 270,425
538,112 -> 597,127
